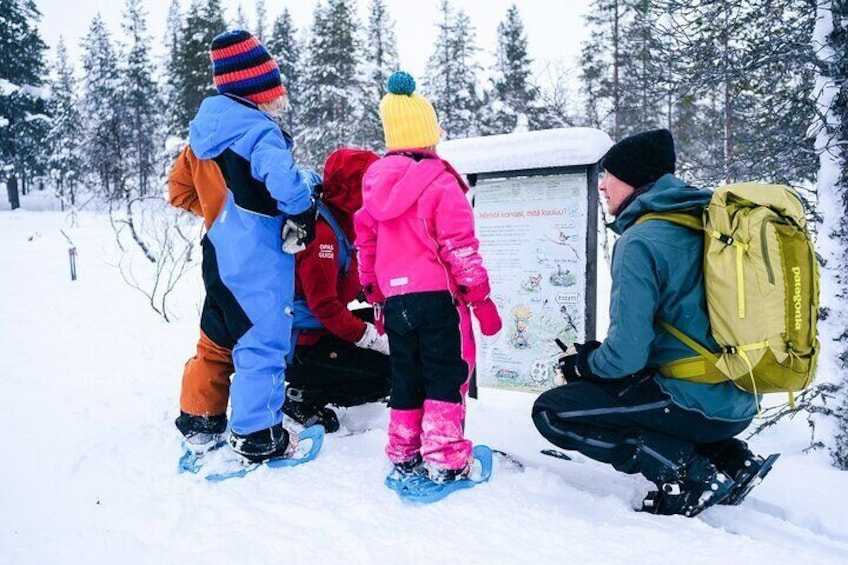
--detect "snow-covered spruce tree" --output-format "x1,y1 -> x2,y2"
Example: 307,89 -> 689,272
266,8 -> 301,135
298,0 -> 365,167
658,0 -> 817,187
119,0 -> 160,198
616,0 -> 664,138
814,0 -> 848,469
254,0 -> 267,43
423,0 -> 483,140
80,14 -> 126,202
578,0 -> 626,136
0,0 -> 49,209
234,3 -> 250,32
360,0 -> 399,151
481,4 -> 544,135
162,0 -> 184,140
46,38 -> 83,210
578,0 -> 666,138
169,0 -> 227,139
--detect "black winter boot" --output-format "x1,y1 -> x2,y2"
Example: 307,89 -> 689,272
283,387 -> 340,433
175,411 -> 227,452
641,456 -> 736,517
228,422 -> 295,463
385,454 -> 424,491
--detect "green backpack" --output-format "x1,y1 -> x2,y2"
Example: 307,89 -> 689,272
638,183 -> 820,401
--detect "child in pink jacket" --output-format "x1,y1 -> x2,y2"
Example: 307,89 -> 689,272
355,71 -> 502,485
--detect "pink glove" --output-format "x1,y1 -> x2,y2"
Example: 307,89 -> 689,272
461,282 -> 491,305
364,282 -> 386,305
472,298 -> 502,336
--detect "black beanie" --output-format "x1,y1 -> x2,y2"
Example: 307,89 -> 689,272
600,129 -> 676,189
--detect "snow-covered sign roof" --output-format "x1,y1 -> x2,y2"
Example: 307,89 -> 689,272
437,127 -> 613,175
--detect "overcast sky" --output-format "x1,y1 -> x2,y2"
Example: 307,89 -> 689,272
34,0 -> 590,82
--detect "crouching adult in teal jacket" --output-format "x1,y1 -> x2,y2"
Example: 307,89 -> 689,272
532,129 -> 771,517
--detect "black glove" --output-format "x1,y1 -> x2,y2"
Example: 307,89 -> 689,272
282,197 -> 318,254
557,340 -> 601,383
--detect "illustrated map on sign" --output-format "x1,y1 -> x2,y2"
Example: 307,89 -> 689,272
473,173 -> 589,393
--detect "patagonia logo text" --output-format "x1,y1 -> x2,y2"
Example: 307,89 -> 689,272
792,266 -> 803,331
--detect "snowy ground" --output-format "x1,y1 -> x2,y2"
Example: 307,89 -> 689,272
2,205 -> 848,565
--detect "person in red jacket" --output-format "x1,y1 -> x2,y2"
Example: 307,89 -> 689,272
283,148 -> 391,432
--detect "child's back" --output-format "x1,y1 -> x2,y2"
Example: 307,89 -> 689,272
355,72 -> 502,488
170,30 -> 319,464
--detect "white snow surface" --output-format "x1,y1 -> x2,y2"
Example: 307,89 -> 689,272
438,128 -> 614,174
2,208 -> 848,564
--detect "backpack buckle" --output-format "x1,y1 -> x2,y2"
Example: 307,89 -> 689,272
723,345 -> 738,355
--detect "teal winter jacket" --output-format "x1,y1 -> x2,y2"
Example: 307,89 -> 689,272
588,174 -> 759,422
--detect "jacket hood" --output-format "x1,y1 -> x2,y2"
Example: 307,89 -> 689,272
189,95 -> 283,159
362,150 -> 468,221
611,173 -> 712,235
322,148 -> 380,215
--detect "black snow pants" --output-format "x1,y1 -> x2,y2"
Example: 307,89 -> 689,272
532,376 -> 752,484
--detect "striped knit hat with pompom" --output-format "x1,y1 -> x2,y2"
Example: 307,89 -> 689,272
210,30 -> 286,105
379,71 -> 441,150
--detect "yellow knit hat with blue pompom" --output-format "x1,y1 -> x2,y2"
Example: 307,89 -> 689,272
380,71 -> 441,150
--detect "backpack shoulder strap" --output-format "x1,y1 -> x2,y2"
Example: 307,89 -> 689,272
315,200 -> 353,277
636,210 -> 704,231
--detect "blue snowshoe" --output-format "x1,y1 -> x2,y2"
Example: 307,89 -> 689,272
178,433 -> 227,474
395,445 -> 493,504
201,425 -> 325,482
385,454 -> 424,493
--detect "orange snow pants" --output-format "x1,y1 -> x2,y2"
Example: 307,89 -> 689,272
179,331 -> 233,417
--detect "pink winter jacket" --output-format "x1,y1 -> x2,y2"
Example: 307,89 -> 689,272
354,150 -> 490,300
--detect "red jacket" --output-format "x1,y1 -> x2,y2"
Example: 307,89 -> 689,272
295,149 -> 380,345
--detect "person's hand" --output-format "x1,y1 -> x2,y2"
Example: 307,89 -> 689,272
363,283 -> 386,305
557,341 -> 601,383
355,322 -> 390,355
282,199 -> 318,254
472,298 -> 502,336
459,282 -> 502,336
299,168 -> 323,192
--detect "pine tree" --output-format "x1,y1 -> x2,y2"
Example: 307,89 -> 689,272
361,0 -> 399,150
170,0 -> 227,138
578,0 -> 625,136
0,0 -> 49,209
80,14 -> 125,200
815,0 -> 848,469
46,38 -> 83,209
658,0 -> 816,186
234,3 -> 250,32
616,0 -> 664,137
423,0 -> 483,139
120,0 -> 160,198
162,0 -> 184,138
266,8 -> 301,134
482,4 -> 543,134
254,0 -> 267,43
298,0 -> 365,167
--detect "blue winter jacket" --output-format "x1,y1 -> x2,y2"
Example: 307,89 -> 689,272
190,94 -> 314,216
186,94 -> 317,435
588,174 -> 759,422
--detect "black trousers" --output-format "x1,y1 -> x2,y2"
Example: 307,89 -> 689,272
383,291 -> 469,409
285,308 -> 391,407
532,376 -> 752,484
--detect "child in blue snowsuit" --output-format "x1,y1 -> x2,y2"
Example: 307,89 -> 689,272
171,30 -> 319,462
